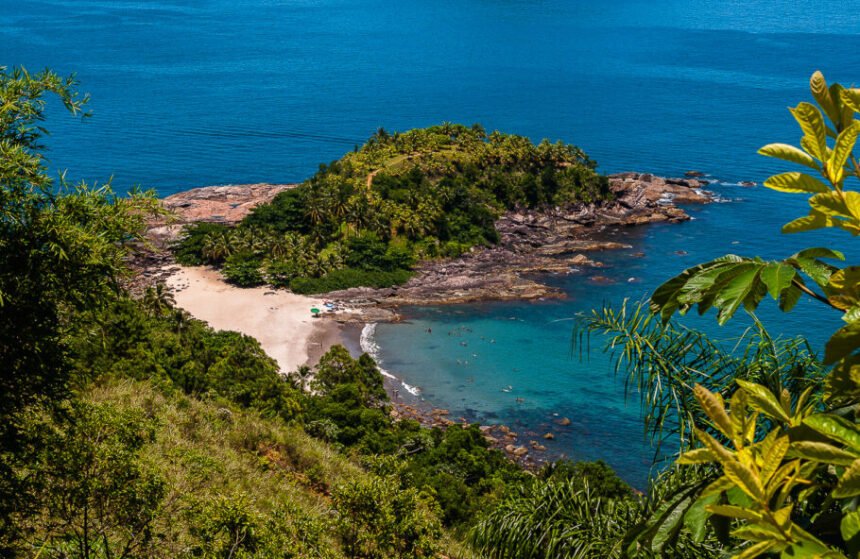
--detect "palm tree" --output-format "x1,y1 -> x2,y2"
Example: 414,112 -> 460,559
142,283 -> 175,316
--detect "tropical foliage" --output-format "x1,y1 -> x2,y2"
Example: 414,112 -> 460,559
611,72 -> 860,557
173,123 -> 611,289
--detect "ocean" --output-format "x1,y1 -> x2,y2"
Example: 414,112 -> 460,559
5,0 -> 859,486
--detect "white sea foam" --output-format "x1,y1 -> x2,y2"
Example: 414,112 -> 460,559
360,323 -> 420,395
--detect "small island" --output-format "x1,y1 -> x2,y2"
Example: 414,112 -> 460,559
137,123 -> 711,373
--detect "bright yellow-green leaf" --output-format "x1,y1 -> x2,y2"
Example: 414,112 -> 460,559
834,459 -> 860,498
803,414 -> 860,450
841,88 -> 860,112
764,172 -> 830,194
791,102 -> 829,160
810,192 -> 851,217
841,510 -> 860,543
782,212 -> 830,234
733,540 -> 777,559
700,476 -> 734,498
694,384 -> 735,438
787,441 -> 860,466
828,122 -> 860,184
736,380 -> 790,422
773,505 -> 793,531
811,71 -> 842,126
694,427 -> 735,464
732,523 -> 784,542
706,504 -> 762,522
761,435 -> 789,484
677,447 -> 718,464
723,460 -> 765,501
759,143 -> 821,170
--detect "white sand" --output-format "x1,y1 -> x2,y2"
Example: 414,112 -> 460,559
166,266 -> 325,373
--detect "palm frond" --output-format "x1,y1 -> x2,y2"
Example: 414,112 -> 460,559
573,301 -> 824,454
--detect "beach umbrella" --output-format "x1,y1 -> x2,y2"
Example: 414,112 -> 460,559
310,307 -> 321,315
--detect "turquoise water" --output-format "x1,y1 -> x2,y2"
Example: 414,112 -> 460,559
5,0 -> 860,486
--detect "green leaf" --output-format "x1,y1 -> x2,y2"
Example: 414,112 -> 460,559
804,414 -> 860,451
793,247 -> 845,261
683,494 -> 718,543
760,263 -> 796,300
706,504 -> 761,522
834,459 -> 860,498
825,323 -> 860,365
810,192 -> 851,217
782,212 -> 830,234
828,121 -> 860,184
694,385 -> 734,438
764,172 -> 830,194
791,102 -> 829,160
723,461 -> 765,501
737,540 -> 777,559
841,88 -> 860,113
759,143 -> 820,170
842,510 -> 860,541
779,283 -> 803,312
811,71 -> 842,127
787,441 -> 860,466
713,265 -> 761,324
790,256 -> 837,288
736,380 -> 790,422
677,447 -> 718,464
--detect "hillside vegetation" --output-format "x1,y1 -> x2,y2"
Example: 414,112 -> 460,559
173,123 -> 611,291
10,65 -> 860,559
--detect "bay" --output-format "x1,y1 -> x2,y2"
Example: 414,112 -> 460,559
4,0 -> 859,486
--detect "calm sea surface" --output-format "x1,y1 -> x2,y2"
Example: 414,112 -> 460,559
5,0 -> 860,486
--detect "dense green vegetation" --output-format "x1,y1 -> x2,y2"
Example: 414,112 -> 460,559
9,63 -> 859,559
173,123 -> 611,289
468,71 -> 860,558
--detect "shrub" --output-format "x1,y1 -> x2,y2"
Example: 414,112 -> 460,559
289,268 -> 412,294
222,252 -> 264,287
172,222 -> 230,265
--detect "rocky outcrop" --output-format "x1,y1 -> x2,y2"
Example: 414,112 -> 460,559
135,173 -> 712,307
147,183 -> 297,247
326,173 -> 711,309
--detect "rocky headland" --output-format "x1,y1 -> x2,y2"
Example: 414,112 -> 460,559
138,173 -> 711,319
320,173 -> 711,319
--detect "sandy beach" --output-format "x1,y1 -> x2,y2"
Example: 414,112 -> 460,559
166,266 -> 339,373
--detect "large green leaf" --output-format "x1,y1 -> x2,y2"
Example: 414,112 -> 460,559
791,102 -> 829,160
841,510 -> 860,555
828,121 -> 860,184
764,172 -> 830,194
760,263 -> 796,300
825,323 -> 860,365
787,441 -> 860,466
834,459 -> 860,498
683,493 -> 718,543
811,71 -> 842,127
759,143 -> 820,171
714,265 -> 761,324
804,414 -> 860,450
737,380 -> 790,422
841,88 -> 860,113
793,247 -> 846,261
810,191 -> 851,217
778,283 -> 803,312
782,212 -> 831,234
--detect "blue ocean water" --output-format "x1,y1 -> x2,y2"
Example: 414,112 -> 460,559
5,0 -> 860,486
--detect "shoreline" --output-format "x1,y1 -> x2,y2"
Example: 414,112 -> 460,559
165,266 -> 328,374
140,172 -> 716,464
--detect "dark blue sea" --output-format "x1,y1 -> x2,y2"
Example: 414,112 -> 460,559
5,0 -> 860,486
